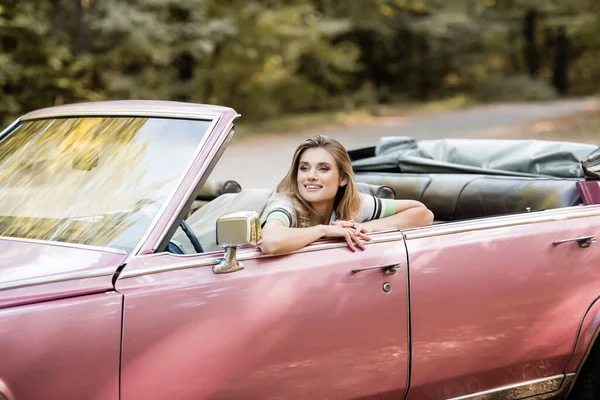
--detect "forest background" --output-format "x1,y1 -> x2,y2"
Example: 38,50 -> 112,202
1,0 -> 598,128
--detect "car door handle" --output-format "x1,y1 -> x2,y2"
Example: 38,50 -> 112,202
352,263 -> 400,275
552,235 -> 597,248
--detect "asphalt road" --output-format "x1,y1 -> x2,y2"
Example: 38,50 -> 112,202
210,98 -> 600,189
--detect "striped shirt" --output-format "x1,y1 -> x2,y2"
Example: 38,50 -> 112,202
261,193 -> 396,228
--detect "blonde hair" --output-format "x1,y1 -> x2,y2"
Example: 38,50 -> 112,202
276,135 -> 361,227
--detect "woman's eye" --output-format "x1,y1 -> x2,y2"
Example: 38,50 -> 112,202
300,167 -> 309,172
319,167 -> 329,172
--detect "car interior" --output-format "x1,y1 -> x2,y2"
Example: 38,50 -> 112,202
168,172 -> 584,255
354,172 -> 584,221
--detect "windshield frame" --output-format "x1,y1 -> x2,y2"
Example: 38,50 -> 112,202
0,109 -> 221,255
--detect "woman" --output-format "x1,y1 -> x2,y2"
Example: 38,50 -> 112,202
260,135 -> 433,255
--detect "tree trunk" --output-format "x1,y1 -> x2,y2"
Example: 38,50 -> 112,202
523,8 -> 540,77
418,35 -> 431,100
203,42 -> 224,102
552,27 -> 570,94
507,27 -> 520,74
74,0 -> 88,54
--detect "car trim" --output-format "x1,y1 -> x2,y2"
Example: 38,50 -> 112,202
446,374 -> 568,400
405,206 -> 600,240
402,236 -> 413,400
0,267 -> 117,291
126,115 -> 221,258
21,108 -> 222,121
122,207 -> 600,278
0,117 -> 20,141
149,118 -> 237,255
563,297 -> 600,398
1,112 -> 220,258
546,374 -> 576,399
120,231 -> 405,279
0,235 -> 127,255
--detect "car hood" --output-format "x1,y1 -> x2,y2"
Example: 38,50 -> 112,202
0,238 -> 127,309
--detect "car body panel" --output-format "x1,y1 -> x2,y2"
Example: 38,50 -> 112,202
565,295 -> 600,374
132,105 -> 239,256
3,100 -> 600,399
117,235 -> 409,400
0,238 -> 126,309
1,100 -> 238,259
404,207 -> 600,399
577,181 -> 600,205
20,100 -> 233,121
0,292 -> 122,400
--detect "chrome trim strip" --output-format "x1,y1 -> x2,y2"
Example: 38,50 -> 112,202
0,235 -> 127,255
123,206 -> 600,278
127,115 -> 221,259
274,232 -> 403,255
530,374 -> 575,400
550,373 -> 575,400
406,206 -> 600,240
121,232 -> 405,279
22,109 -> 221,121
149,119 -> 237,254
446,374 -> 564,400
0,117 -> 20,139
0,267 -> 117,291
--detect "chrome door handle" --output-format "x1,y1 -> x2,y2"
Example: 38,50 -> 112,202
352,263 -> 400,275
552,236 -> 597,248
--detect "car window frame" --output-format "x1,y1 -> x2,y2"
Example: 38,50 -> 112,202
0,114 -> 218,256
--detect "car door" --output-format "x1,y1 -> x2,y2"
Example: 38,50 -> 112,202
116,231 -> 409,399
404,206 -> 600,400
0,241 -> 125,400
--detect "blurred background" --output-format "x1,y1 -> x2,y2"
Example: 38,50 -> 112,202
1,0 -> 599,124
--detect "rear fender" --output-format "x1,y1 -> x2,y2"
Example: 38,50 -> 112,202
566,296 -> 600,375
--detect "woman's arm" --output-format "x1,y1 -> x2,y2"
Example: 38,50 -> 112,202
260,220 -> 370,255
361,200 -> 433,232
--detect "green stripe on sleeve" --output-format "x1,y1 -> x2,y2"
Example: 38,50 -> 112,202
382,198 -> 397,218
266,210 -> 291,227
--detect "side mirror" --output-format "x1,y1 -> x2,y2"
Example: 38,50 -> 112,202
214,211 -> 262,274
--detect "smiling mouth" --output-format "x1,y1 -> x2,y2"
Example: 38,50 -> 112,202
304,185 -> 322,191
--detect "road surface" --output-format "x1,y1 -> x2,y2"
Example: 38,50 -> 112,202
210,98 -> 600,189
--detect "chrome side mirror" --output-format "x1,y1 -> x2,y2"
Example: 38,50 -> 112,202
214,211 -> 262,274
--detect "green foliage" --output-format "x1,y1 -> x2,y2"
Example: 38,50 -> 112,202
475,74 -> 558,102
0,0 -> 599,126
0,1 -> 75,116
199,1 -> 358,119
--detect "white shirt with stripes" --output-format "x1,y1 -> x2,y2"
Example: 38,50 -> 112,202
261,192 -> 396,228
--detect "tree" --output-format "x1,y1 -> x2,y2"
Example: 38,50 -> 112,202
1,0 -> 599,127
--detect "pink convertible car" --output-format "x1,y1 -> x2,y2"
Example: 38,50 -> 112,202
1,101 -> 600,400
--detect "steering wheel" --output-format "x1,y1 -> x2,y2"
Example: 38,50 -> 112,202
179,220 -> 204,253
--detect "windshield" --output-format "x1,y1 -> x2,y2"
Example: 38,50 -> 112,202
0,116 -> 212,253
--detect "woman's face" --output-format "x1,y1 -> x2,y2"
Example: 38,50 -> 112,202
296,147 -> 347,205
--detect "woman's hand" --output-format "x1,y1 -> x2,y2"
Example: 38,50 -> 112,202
330,219 -> 372,235
323,222 -> 371,251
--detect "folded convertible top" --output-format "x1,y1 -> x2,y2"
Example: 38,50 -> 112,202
349,137 -> 600,179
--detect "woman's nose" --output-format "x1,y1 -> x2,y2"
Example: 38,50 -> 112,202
307,169 -> 317,179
